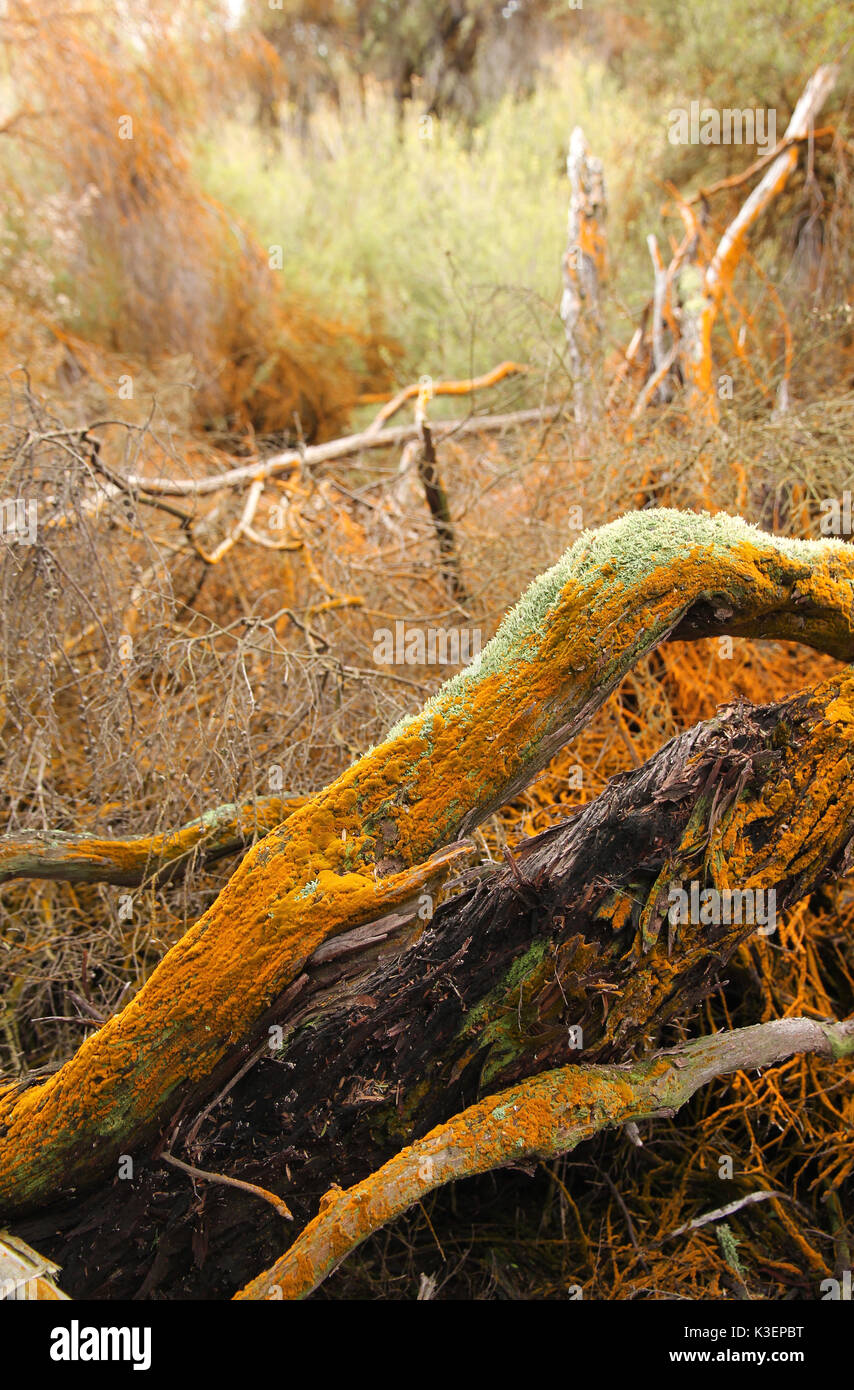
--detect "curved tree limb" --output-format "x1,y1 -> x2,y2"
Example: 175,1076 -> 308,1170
234,1015 -> 854,1300
3,510 -> 854,1219
684,126 -> 835,206
362,360 -> 528,434
681,64 -> 837,414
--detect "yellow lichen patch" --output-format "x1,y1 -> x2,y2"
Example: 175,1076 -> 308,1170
0,795 -> 307,888
707,679 -> 854,896
600,892 -> 635,933
237,1020 -> 808,1302
234,1062 -> 642,1299
825,697 -> 854,724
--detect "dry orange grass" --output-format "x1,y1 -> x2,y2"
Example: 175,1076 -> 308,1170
0,1 -> 399,442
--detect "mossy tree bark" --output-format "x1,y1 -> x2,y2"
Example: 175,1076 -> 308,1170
0,795 -> 307,888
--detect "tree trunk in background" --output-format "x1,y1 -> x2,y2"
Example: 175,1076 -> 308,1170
561,126 -> 607,427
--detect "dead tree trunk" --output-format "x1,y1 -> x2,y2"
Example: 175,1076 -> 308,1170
561,126 -> 607,427
630,64 -> 837,420
9,657 -> 854,1298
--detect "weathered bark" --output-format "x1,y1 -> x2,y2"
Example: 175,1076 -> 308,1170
416,418 -> 468,605
646,233 -> 675,405
10,663 -> 854,1298
115,406 -> 562,497
561,126 -> 607,426
3,510 -> 854,1222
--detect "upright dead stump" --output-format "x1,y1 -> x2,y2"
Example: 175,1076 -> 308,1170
560,126 -> 607,428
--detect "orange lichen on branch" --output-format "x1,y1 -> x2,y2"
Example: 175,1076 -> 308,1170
234,1016 -> 854,1300
0,794 -> 307,888
705,670 -> 854,901
0,832 -> 466,1216
3,510 -> 854,1217
561,665 -> 854,1052
361,361 -> 528,433
679,64 -> 837,416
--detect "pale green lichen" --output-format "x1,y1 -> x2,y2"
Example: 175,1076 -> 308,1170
199,803 -> 239,829
566,508 -> 836,588
382,509 -> 849,743
8,508 -> 854,1222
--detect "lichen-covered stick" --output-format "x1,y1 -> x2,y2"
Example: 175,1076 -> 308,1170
0,794 -> 307,888
2,509 -> 854,1217
234,1015 -> 854,1300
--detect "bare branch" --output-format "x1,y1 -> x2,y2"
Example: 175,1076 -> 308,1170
234,1016 -> 854,1299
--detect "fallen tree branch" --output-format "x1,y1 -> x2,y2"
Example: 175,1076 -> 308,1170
160,1151 -> 292,1222
234,1015 -> 854,1299
0,794 -> 307,887
120,407 -> 562,498
3,510 -> 854,1219
13,661 -> 854,1295
192,477 -> 266,565
663,1189 -> 793,1241
362,360 -> 528,434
